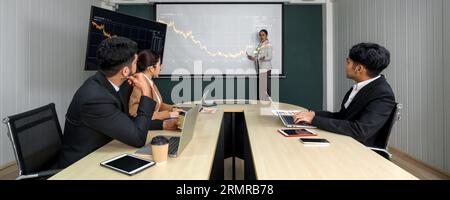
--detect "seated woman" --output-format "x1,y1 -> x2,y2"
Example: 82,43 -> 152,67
129,49 -> 182,121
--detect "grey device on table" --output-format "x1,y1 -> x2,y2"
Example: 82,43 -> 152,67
136,105 -> 202,158
266,92 -> 316,129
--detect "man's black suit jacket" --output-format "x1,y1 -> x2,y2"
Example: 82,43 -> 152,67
312,75 -> 396,147
59,72 -> 162,168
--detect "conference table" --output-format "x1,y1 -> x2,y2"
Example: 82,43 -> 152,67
50,100 -> 417,180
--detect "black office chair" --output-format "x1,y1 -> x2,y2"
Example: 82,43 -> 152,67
2,103 -> 63,180
369,103 -> 403,160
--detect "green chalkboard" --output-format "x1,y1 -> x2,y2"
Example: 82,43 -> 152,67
117,4 -> 323,110
280,5 -> 323,110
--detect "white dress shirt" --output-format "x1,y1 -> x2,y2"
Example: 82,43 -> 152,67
143,74 -> 162,112
344,75 -> 381,109
108,80 -> 120,92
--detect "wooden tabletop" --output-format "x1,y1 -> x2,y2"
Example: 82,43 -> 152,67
50,101 -> 417,180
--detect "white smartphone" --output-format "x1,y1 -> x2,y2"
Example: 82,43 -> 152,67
299,138 -> 330,146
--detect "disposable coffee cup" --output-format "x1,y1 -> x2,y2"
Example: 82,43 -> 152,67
151,136 -> 169,164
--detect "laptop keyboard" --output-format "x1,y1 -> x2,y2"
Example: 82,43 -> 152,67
281,115 -> 295,124
281,115 -> 312,126
168,137 -> 180,155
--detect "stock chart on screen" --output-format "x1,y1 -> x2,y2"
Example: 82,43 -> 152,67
85,6 -> 167,71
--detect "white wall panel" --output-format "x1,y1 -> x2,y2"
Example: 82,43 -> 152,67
443,0 -> 450,171
333,0 -> 449,173
0,0 -> 96,167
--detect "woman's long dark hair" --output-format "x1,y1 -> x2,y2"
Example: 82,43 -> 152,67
137,49 -> 160,73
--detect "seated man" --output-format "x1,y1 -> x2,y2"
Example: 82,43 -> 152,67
294,43 -> 395,147
59,37 -> 175,168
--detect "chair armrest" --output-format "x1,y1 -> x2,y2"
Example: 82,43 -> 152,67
16,169 -> 62,180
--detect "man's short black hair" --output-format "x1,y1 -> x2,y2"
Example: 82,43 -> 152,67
349,43 -> 390,77
96,37 -> 138,76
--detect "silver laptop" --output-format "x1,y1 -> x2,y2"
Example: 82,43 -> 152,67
266,94 -> 316,129
166,104 -> 202,157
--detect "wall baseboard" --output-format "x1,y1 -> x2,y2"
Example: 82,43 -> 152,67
0,162 -> 17,180
389,146 -> 450,180
0,161 -> 15,171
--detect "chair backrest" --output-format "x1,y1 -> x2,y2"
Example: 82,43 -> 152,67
373,103 -> 402,149
2,103 -> 63,176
